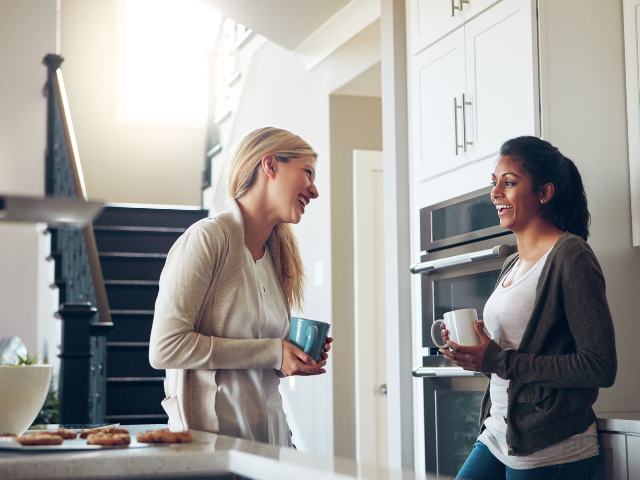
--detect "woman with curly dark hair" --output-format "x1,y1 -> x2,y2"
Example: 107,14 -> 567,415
441,136 -> 617,480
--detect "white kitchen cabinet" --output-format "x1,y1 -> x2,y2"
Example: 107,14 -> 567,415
409,0 -> 501,55
409,0 -> 463,54
464,0 -> 538,162
410,28 -> 467,181
626,435 -> 640,479
622,0 -> 640,247
409,0 -> 537,183
598,432 -> 628,480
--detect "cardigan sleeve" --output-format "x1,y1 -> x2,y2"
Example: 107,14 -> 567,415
481,241 -> 617,389
148,221 -> 283,371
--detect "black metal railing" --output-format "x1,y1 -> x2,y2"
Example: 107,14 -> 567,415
43,54 -> 113,424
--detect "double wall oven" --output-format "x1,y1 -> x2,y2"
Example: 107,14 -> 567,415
411,186 -> 517,477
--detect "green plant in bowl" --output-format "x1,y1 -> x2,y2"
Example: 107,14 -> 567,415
14,352 -> 40,366
0,350 -> 54,435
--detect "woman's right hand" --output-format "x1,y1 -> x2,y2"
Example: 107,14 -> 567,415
280,340 -> 326,376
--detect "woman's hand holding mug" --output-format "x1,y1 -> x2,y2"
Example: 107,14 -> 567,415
440,320 -> 491,372
434,309 -> 491,372
280,337 -> 332,376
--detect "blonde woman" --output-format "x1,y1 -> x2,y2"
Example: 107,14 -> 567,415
149,127 -> 331,447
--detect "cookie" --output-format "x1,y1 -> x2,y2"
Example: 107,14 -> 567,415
37,429 -> 77,440
136,429 -> 192,444
17,433 -> 63,445
86,433 -> 131,446
80,426 -> 129,439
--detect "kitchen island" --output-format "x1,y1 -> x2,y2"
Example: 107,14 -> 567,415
3,419 -> 638,480
0,424 -> 435,480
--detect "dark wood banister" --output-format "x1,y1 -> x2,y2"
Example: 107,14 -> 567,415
43,54 -> 111,325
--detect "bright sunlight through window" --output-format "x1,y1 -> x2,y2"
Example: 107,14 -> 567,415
119,0 -> 220,126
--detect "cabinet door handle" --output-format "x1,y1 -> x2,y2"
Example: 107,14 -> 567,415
462,93 -> 473,152
451,0 -> 470,16
454,97 -> 464,155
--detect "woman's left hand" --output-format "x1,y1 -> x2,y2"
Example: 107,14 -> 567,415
320,337 -> 333,361
439,322 -> 491,372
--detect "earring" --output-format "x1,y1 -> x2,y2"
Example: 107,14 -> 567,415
540,199 -> 545,204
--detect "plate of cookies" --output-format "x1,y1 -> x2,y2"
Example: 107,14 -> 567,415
0,427 -> 194,451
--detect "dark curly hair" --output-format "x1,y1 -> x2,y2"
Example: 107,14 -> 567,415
499,136 -> 590,241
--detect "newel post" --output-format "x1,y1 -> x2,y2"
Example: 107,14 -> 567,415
57,302 -> 113,424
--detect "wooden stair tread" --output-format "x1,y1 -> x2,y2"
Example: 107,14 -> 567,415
99,252 -> 167,258
94,225 -> 186,233
105,414 -> 168,420
106,377 -> 164,382
110,310 -> 155,315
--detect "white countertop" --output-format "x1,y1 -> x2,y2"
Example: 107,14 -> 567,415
4,418 -> 639,479
0,425 -> 438,480
597,413 -> 640,435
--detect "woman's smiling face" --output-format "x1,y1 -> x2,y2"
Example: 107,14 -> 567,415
490,155 -> 543,233
271,155 -> 318,225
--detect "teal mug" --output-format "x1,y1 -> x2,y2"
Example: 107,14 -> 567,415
289,317 -> 331,362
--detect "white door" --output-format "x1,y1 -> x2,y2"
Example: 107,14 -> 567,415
353,150 -> 388,468
623,0 -> 640,246
464,0 -> 538,162
411,28 -> 467,182
409,0 -> 464,55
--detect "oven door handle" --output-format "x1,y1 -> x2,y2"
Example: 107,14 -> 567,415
413,366 -> 486,378
409,244 -> 515,275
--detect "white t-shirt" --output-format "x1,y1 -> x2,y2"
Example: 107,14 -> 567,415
478,248 -> 599,469
214,245 -> 292,446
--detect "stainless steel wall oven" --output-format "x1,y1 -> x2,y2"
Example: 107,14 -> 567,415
411,186 -> 517,477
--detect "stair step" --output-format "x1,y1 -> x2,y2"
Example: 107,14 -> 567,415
106,381 -> 166,416
100,254 -> 166,282
111,309 -> 154,315
107,377 -> 164,382
94,205 -> 208,229
107,343 -> 157,377
105,283 -> 159,311
109,311 -> 154,343
94,226 -> 186,233
95,229 -> 183,254
104,414 -> 168,425
100,252 -> 167,258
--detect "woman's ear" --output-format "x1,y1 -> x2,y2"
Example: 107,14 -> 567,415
260,155 -> 278,180
540,182 -> 555,204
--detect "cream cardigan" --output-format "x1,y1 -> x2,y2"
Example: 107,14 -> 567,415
149,199 -> 290,433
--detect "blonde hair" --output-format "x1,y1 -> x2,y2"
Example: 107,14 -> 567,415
227,127 -> 317,312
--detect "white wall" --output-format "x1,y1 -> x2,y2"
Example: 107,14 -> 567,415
329,94 -> 383,459
220,20 -> 381,458
59,0 -> 205,206
540,0 -> 640,414
0,0 -> 58,363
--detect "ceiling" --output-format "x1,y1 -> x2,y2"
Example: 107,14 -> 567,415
198,0 -> 354,51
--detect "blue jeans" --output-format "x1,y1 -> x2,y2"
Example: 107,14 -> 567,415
456,441 -> 599,480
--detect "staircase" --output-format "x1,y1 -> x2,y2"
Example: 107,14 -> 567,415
90,204 -> 207,424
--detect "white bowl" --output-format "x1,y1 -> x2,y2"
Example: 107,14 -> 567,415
0,365 -> 53,435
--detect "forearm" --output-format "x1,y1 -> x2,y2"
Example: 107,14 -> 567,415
149,325 -> 282,370
481,340 -> 616,388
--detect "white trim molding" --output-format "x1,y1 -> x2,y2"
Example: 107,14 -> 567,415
294,0 -> 381,71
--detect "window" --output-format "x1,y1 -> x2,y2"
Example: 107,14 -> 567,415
117,0 -> 220,127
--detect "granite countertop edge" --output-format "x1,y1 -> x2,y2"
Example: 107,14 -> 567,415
597,416 -> 640,435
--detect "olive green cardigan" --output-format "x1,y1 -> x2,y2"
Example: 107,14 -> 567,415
480,232 -> 617,456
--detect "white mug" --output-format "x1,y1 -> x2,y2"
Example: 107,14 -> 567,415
431,308 -> 480,348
